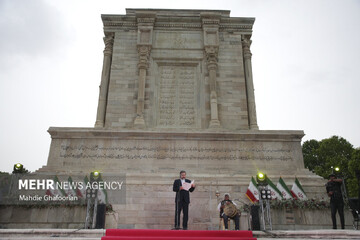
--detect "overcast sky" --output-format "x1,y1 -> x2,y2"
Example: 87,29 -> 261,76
0,0 -> 359,173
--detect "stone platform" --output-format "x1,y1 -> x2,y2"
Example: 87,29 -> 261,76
39,127 -> 309,176
25,127 -> 330,230
1,229 -> 360,240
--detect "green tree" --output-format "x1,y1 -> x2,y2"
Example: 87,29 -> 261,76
315,136 -> 353,178
348,148 -> 360,175
302,139 -> 320,172
348,148 -> 360,197
302,136 -> 356,196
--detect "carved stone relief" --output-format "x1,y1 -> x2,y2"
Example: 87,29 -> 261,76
156,65 -> 198,128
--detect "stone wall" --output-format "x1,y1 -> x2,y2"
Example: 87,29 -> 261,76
31,128 -> 330,230
41,128 -> 307,176
1,180 -> 354,230
270,208 -> 354,230
0,206 -> 86,229
96,9 -> 257,130
106,30 -> 138,128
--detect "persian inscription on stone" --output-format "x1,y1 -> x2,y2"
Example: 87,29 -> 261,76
158,66 -> 196,128
59,143 -> 293,162
154,32 -> 202,49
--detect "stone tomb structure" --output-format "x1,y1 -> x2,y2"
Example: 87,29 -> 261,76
33,9 -> 332,229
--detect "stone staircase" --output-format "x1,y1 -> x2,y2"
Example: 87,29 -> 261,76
0,229 -> 104,240
2,229 -> 360,239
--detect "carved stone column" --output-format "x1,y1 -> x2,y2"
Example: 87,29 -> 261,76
205,46 -> 221,127
202,13 -> 221,128
242,35 -> 259,130
95,33 -> 114,128
134,45 -> 151,127
133,12 -> 155,128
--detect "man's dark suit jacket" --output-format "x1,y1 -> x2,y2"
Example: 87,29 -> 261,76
173,179 -> 195,203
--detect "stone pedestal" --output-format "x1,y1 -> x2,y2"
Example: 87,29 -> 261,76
41,128 -> 308,176
33,127 -> 327,229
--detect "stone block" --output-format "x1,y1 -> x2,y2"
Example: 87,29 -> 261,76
30,207 -> 49,223
118,223 -> 135,229
0,207 -> 12,223
10,207 -> 31,223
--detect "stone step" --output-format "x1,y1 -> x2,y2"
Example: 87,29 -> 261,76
0,229 -> 104,240
2,229 -> 360,239
0,238 -> 100,240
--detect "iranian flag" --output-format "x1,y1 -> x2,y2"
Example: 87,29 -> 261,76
246,176 -> 259,203
97,185 -> 108,204
45,175 -> 66,196
291,177 -> 307,200
78,175 -> 90,199
67,176 -> 82,198
266,177 -> 283,200
276,177 -> 293,199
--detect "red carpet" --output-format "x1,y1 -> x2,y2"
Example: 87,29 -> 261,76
101,229 -> 257,240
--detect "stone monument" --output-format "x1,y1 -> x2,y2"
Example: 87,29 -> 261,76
33,9 -> 332,229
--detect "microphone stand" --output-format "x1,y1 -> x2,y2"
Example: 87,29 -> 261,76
172,180 -> 182,230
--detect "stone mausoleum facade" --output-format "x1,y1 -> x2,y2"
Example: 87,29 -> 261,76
4,9 -> 343,230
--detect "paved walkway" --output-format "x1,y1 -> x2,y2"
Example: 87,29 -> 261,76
254,229 -> 360,239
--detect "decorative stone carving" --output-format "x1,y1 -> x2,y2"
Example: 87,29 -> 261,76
137,45 -> 151,69
204,46 -> 218,72
103,34 -> 114,56
241,35 -> 259,130
241,35 -> 252,60
202,16 -> 221,128
95,32 -> 114,128
134,14 -> 156,128
157,66 -> 197,128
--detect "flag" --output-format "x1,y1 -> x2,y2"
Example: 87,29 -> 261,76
266,177 -> 283,200
96,176 -> 108,204
97,186 -> 108,204
246,176 -> 259,202
45,175 -> 66,196
277,177 -> 293,199
67,176 -> 82,198
79,175 -> 90,199
291,177 -> 307,200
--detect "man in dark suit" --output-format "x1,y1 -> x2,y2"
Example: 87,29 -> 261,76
173,170 -> 195,230
326,173 -> 345,229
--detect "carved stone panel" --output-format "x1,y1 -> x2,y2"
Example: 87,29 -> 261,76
205,31 -> 218,46
153,32 -> 202,49
156,64 -> 199,128
140,30 -> 150,44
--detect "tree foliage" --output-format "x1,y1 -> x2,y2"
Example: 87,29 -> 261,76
302,136 -> 359,197
302,139 -> 321,172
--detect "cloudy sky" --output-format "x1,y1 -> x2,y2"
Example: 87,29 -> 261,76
0,0 -> 359,173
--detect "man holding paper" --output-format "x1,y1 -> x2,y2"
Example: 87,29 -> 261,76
173,170 -> 196,230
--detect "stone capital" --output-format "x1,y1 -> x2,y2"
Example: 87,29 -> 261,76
137,45 -> 151,69
103,33 -> 114,56
204,46 -> 218,70
241,35 -> 252,59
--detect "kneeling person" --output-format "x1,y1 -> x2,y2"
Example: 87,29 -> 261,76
217,193 -> 240,230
